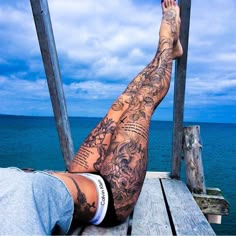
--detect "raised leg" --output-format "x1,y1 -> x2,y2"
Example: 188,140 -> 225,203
69,66 -> 157,173
99,0 -> 182,222
68,0 -> 182,223
69,1 -> 181,173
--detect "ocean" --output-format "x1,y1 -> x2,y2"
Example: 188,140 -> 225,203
0,114 -> 235,235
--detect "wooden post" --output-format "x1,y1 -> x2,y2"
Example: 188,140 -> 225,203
171,0 -> 191,179
182,126 -> 228,224
182,126 -> 206,194
30,0 -> 74,169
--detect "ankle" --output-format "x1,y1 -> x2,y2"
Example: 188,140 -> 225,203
159,19 -> 176,41
158,31 -> 175,45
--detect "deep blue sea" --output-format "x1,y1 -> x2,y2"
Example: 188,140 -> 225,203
0,115 -> 235,235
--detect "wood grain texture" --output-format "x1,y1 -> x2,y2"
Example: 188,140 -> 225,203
30,0 -> 74,169
131,178 -> 172,235
193,193 -> 230,215
145,171 -> 170,179
162,179 -> 216,235
182,126 -> 206,194
81,218 -> 129,236
171,0 -> 192,179
69,173 -> 217,235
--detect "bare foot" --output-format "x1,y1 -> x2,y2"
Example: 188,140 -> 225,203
172,9 -> 183,59
172,38 -> 183,59
161,0 -> 183,59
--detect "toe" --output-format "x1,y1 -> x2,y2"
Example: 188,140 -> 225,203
162,0 -> 167,11
166,0 -> 171,7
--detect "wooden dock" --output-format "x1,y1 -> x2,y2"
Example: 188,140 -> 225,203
29,1 -> 229,235
69,172 -> 216,236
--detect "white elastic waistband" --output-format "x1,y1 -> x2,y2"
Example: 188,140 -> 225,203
79,173 -> 109,225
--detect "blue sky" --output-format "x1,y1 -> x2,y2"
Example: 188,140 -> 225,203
0,0 -> 235,123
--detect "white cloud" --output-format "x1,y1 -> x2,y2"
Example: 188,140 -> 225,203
0,3 -> 38,58
64,80 -> 126,100
188,0 -> 236,69
218,52 -> 236,62
185,75 -> 236,107
0,76 -> 49,100
47,0 -> 160,69
186,77 -> 236,94
0,0 -> 236,122
190,0 -> 236,38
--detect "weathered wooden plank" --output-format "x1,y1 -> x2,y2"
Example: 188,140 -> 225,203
193,193 -> 230,216
171,0 -> 192,179
30,0 -> 74,169
206,188 -> 222,196
194,187 -> 230,224
162,179 -> 216,235
81,218 -> 129,236
146,171 -> 170,179
182,126 -> 206,194
131,178 -> 172,236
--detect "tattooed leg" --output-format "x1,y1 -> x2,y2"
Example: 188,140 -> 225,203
69,115 -> 117,172
69,0 -> 182,175
69,64 -> 163,173
161,0 -> 183,59
69,48 -> 174,173
99,0 -> 182,222
70,55 -> 162,173
134,0 -> 183,112
69,8 -> 178,173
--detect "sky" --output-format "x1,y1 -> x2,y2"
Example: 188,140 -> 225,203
0,0 -> 236,123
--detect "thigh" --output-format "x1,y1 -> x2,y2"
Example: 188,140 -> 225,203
99,113 -> 149,222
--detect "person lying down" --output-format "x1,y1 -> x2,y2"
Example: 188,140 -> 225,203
0,0 -> 182,234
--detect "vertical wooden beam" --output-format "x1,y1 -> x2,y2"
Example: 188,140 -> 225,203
30,0 -> 74,169
182,126 -> 206,194
171,0 -> 191,179
183,126 -> 228,224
